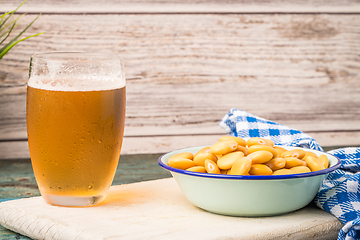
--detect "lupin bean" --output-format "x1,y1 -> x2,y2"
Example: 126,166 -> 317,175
193,151 -> 218,166
168,157 -> 195,170
229,157 -> 252,175
318,154 -> 329,168
204,159 -> 220,174
249,164 -> 273,175
186,166 -> 207,173
303,151 -> 318,159
166,136 -> 330,176
247,150 -> 273,164
273,169 -> 297,175
194,146 -> 211,158
169,152 -> 193,162
265,157 -> 286,171
304,156 -> 325,172
263,139 -> 275,147
247,137 -> 273,147
217,151 -> 244,170
236,145 -> 248,155
284,157 -> 307,168
219,136 -> 247,147
210,140 -> 238,155
291,166 -> 311,174
274,146 -> 288,156
247,145 -> 278,158
281,149 -> 306,159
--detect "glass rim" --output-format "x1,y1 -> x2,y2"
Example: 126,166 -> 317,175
31,52 -> 122,63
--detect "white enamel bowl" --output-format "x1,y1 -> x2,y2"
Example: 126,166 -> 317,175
158,146 -> 340,217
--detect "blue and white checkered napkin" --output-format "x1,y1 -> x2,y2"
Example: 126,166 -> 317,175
219,109 -> 360,240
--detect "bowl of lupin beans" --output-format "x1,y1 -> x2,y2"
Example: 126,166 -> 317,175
158,136 -> 341,217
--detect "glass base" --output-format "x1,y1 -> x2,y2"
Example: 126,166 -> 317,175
42,193 -> 106,207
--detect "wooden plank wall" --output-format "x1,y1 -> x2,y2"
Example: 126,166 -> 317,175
1,0 -> 360,159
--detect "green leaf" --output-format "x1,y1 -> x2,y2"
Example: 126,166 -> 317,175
0,22 -> 19,39
0,13 -> 25,34
0,0 -> 44,59
0,14 -> 42,54
0,31 -> 44,60
0,11 -> 16,26
0,0 -> 27,29
0,22 -> 16,45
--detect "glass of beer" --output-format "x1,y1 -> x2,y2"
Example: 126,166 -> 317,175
26,52 -> 126,207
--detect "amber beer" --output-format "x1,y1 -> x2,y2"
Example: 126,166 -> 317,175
27,52 -> 126,206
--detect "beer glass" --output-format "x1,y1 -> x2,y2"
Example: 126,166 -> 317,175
26,52 -> 126,206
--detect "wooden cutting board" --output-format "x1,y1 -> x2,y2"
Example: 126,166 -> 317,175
0,178 -> 343,240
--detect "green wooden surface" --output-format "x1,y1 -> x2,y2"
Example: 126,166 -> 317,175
0,153 -> 170,240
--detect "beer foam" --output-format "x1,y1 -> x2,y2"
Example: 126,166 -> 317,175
28,75 -> 126,91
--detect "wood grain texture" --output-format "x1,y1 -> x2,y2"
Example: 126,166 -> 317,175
1,0 -> 360,13
1,12 -> 360,158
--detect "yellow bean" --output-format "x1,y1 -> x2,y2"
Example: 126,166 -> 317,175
249,164 -> 273,175
193,151 -> 218,166
247,145 -> 278,158
204,159 -> 221,174
272,169 -> 297,175
291,166 -> 311,174
236,145 -> 248,155
303,151 -> 318,159
186,166 -> 206,173
194,146 -> 211,158
219,136 -> 246,147
265,157 -> 286,171
217,151 -> 244,170
247,150 -> 273,164
168,157 -> 195,170
281,149 -> 306,159
210,140 -> 238,155
274,146 -> 288,156
263,139 -> 275,147
304,156 -> 325,172
168,152 -> 194,162
284,157 -> 307,168
247,137 -> 273,147
229,156 -> 252,175
318,154 -> 329,168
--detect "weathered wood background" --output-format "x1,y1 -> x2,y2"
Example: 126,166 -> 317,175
1,0 -> 360,159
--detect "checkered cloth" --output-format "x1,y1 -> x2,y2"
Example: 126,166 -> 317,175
220,109 -> 360,240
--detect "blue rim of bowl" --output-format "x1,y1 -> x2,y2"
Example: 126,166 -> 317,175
158,146 -> 342,180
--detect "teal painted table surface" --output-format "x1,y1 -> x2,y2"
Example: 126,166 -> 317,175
0,153 -> 171,240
